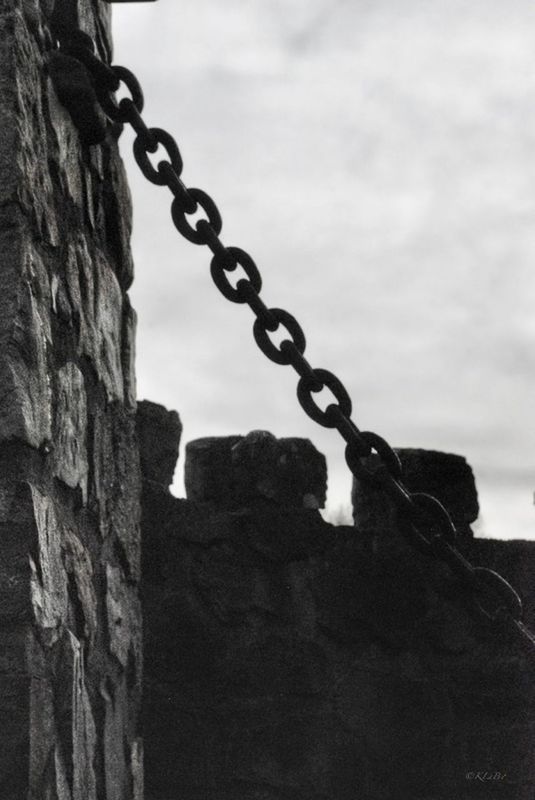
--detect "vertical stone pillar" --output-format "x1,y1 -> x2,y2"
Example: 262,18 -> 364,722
0,2 -> 142,798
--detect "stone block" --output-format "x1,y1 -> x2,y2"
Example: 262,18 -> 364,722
52,363 -> 88,502
185,430 -> 327,510
63,631 -> 97,800
352,448 -> 479,554
136,399 -> 182,488
63,531 -> 98,646
0,249 -> 53,448
92,406 -> 141,580
28,485 -> 68,647
105,564 -> 139,671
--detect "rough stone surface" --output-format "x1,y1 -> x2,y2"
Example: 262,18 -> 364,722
141,420 -> 535,800
0,2 -> 142,797
52,362 -> 89,501
136,399 -> 182,489
352,448 -> 479,557
185,431 -> 327,510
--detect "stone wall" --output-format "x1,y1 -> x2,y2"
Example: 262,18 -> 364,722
0,2 -> 142,798
140,402 -> 534,800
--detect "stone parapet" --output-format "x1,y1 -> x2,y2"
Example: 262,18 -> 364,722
352,448 -> 479,556
185,430 -> 327,510
139,412 -> 535,800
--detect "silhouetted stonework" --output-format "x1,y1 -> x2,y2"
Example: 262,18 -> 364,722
137,400 -> 182,489
0,2 -> 142,798
185,431 -> 327,510
140,411 -> 535,800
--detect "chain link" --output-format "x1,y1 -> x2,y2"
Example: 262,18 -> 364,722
471,566 -> 523,621
60,33 -> 120,94
234,278 -> 278,331
134,128 -> 183,184
171,188 -> 223,245
350,430 -> 403,482
72,35 -> 534,660
210,247 -> 262,302
120,100 -> 158,152
253,308 -> 306,365
297,368 -> 353,428
100,65 -> 145,122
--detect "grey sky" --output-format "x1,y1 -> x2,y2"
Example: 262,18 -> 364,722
113,1 -> 535,540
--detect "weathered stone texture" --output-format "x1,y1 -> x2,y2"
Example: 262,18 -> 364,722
0,2 -> 141,798
136,399 -> 182,489
141,417 -> 535,800
352,448 -> 479,558
185,430 -> 327,510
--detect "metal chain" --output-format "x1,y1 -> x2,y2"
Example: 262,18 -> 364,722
60,34 -> 535,659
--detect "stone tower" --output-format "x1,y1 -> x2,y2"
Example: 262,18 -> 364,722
0,2 -> 142,797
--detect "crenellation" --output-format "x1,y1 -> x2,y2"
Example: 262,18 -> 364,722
140,409 -> 535,800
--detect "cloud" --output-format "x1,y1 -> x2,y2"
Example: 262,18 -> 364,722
113,1 -> 535,539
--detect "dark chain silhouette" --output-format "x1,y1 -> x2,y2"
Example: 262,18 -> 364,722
53,29 -> 535,659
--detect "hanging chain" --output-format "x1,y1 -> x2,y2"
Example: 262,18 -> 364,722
55,31 -> 535,659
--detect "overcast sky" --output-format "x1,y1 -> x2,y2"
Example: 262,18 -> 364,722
112,0 -> 535,540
